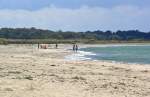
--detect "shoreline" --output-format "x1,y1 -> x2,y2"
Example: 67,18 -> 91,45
68,43 -> 150,65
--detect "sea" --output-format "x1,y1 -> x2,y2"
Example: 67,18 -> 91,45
65,44 -> 150,64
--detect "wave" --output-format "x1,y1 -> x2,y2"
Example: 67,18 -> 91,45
65,51 -> 96,61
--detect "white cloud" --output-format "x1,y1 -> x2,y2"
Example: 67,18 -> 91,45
0,5 -> 150,31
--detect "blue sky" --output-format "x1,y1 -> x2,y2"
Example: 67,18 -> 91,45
0,0 -> 150,10
0,0 -> 150,31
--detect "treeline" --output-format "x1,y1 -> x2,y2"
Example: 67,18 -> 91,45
0,28 -> 150,41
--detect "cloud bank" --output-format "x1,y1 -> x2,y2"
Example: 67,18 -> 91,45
0,5 -> 150,31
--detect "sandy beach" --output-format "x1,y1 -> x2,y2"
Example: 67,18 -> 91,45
0,44 -> 149,97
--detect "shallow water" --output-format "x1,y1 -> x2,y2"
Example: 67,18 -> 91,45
79,44 -> 150,64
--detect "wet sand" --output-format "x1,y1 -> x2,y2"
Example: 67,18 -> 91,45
0,44 -> 149,97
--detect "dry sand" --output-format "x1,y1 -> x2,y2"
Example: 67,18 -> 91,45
0,44 -> 149,97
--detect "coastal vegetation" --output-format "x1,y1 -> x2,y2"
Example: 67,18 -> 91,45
0,27 -> 150,44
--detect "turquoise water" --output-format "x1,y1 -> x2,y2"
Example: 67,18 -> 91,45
80,45 -> 150,64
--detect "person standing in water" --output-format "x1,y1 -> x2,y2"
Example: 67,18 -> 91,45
55,43 -> 58,49
73,44 -> 76,52
75,44 -> 78,52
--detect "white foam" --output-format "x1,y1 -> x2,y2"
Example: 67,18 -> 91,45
65,51 -> 96,61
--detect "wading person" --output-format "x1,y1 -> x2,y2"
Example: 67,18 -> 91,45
75,44 -> 78,52
73,44 -> 76,52
55,43 -> 58,49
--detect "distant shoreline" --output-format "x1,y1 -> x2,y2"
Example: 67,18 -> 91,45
1,39 -> 150,44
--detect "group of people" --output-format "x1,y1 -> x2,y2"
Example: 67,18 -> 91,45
37,43 -> 79,52
73,44 -> 78,52
38,43 -> 58,49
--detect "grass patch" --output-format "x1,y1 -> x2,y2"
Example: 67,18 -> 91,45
8,71 -> 21,74
24,75 -> 33,80
72,76 -> 86,80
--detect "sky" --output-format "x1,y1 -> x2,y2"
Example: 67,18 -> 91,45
0,0 -> 150,31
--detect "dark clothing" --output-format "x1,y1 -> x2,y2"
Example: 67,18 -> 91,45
73,44 -> 78,52
56,44 -> 58,49
38,43 -> 40,49
73,44 -> 76,51
75,45 -> 78,52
